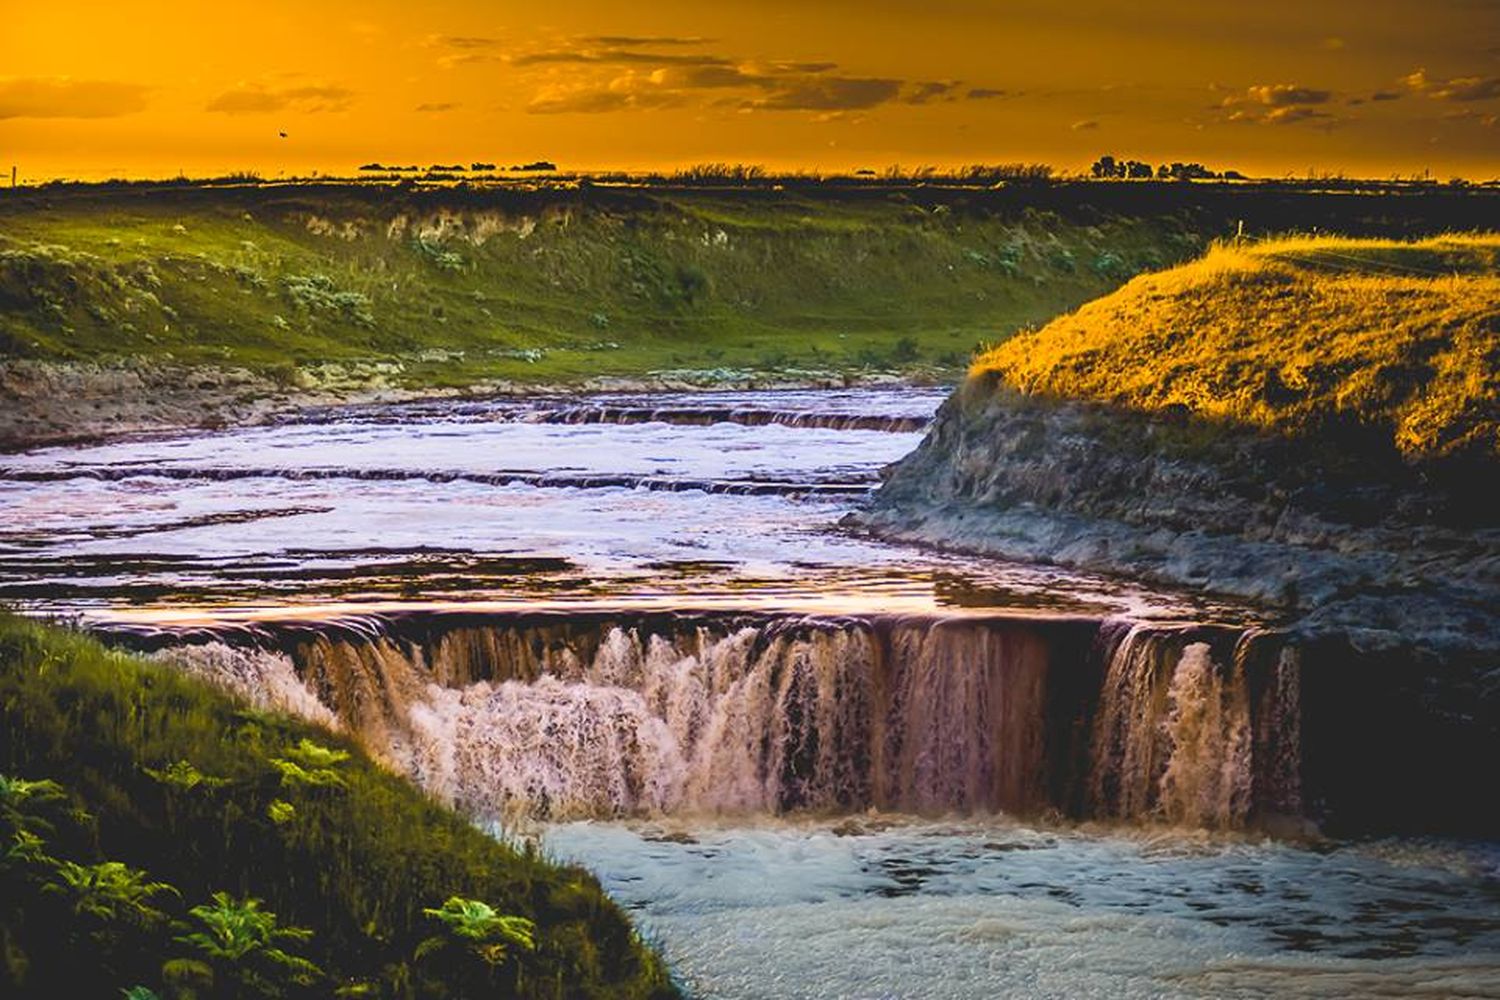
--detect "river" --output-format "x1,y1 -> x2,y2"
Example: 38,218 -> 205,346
2,386 -> 1497,997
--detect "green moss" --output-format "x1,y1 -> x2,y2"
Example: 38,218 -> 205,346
0,614 -> 676,999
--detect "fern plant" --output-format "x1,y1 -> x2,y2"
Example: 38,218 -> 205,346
176,892 -> 323,996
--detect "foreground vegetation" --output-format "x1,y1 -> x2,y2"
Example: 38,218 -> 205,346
0,614 -> 674,999
972,233 -> 1500,463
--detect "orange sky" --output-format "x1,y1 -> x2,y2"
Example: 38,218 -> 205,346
2,0 -> 1497,180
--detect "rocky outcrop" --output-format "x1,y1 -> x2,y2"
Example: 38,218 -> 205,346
852,378 -> 1500,660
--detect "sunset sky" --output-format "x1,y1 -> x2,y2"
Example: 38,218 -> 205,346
2,0 -> 1497,181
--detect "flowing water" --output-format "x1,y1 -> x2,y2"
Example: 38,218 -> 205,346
4,387 -> 1497,997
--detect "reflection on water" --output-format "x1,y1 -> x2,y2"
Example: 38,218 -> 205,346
542,817 -> 1500,1000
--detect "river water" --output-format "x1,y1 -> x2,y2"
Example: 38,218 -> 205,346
3,387 -> 1497,998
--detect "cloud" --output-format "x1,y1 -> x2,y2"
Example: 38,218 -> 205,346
1319,36 -> 1346,50
1370,90 -> 1403,101
207,83 -> 354,115
513,35 -> 1001,118
1404,68 -> 1500,101
903,80 -> 961,105
1216,82 -> 1338,125
745,75 -> 902,111
519,39 -> 976,116
1241,84 -> 1334,107
415,102 -> 460,112
1262,106 -> 1332,124
0,77 -> 148,119
1071,119 -> 1100,130
966,87 -> 1010,100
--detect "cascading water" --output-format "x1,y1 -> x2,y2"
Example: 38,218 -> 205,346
134,611 -> 1303,829
13,382 -> 1497,997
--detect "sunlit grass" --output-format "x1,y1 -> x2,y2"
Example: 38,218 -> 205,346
971,233 -> 1500,462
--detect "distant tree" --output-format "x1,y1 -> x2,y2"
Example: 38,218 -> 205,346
1124,160 -> 1154,179
1090,154 -> 1120,178
1160,161 -> 1217,181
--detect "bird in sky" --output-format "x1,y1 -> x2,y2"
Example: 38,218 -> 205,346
278,131 -> 288,139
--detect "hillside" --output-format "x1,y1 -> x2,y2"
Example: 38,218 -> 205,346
2,179 -> 1496,448
0,614 -> 675,999
0,182 -> 1197,384
971,234 -> 1500,463
859,235 -> 1500,652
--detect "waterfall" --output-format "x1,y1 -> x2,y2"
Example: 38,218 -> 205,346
135,612 -> 1302,829
1083,623 -> 1302,829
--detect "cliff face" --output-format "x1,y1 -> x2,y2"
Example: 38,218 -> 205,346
857,385 -> 1498,652
856,237 -> 1500,661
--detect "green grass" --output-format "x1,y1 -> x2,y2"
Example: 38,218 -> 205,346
0,614 -> 676,999
0,185 -> 1201,389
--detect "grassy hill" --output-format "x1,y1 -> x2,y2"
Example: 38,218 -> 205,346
0,182 -> 1200,389
3,178 -> 1495,395
0,614 -> 675,999
971,234 -> 1500,464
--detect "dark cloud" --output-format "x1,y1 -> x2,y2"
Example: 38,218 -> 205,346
521,39 -> 974,116
0,78 -> 149,120
1404,68 -> 1500,100
966,87 -> 1010,99
744,75 -> 902,111
1370,90 -> 1403,101
1243,84 -> 1334,106
654,65 -> 760,88
903,80 -> 961,104
528,77 -> 689,114
1262,106 -> 1332,124
415,102 -> 460,112
1215,82 -> 1338,125
764,61 -> 839,74
207,84 -> 354,115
